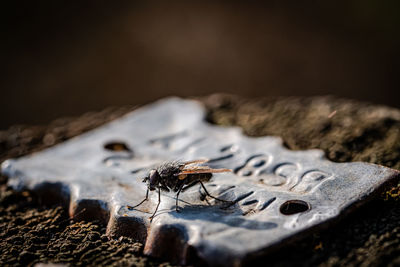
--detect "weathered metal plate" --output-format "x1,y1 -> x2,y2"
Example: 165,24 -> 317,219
2,98 -> 399,266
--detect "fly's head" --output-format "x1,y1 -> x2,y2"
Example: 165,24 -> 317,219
144,169 -> 160,191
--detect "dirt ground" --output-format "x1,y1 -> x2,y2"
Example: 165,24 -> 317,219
1,95 -> 399,266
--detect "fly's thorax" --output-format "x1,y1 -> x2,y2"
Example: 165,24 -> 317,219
157,161 -> 183,177
164,174 -> 180,190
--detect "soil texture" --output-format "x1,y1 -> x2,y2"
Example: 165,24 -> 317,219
1,95 -> 399,266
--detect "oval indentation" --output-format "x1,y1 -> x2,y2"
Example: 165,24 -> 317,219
242,199 -> 258,206
207,154 -> 234,163
220,144 -> 234,153
245,154 -> 267,163
258,171 -> 286,186
252,159 -> 266,167
104,141 -> 131,152
103,154 -> 134,166
279,200 -> 310,215
219,185 -> 235,195
259,197 -> 276,211
273,163 -> 298,178
302,170 -> 331,182
131,168 -> 145,174
239,169 -> 252,176
235,191 -> 254,202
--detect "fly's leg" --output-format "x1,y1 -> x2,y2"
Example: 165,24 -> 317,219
127,187 -> 149,210
175,184 -> 184,212
199,181 -> 235,207
182,180 -> 210,204
149,187 -> 161,222
181,180 -> 199,192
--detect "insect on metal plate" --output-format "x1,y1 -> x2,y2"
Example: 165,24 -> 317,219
128,159 -> 233,221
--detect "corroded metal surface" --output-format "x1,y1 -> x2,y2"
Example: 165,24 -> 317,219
2,98 -> 399,266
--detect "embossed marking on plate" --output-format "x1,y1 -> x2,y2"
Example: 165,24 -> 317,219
2,98 -> 399,266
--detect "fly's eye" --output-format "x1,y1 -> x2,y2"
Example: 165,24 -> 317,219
149,170 -> 159,183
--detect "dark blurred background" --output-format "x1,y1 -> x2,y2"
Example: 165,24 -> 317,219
1,1 -> 400,130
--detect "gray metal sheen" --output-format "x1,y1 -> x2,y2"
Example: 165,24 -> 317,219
2,98 -> 399,266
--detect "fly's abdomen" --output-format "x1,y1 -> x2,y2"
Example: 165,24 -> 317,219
198,173 -> 212,182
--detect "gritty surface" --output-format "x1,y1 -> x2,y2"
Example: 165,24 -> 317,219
1,95 -> 400,266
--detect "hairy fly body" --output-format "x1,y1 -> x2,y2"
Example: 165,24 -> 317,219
128,159 -> 232,221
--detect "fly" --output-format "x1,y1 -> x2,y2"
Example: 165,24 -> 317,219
127,159 -> 233,221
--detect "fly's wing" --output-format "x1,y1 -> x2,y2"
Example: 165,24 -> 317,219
180,159 -> 209,167
182,166 -> 210,170
177,159 -> 209,171
175,167 -> 232,176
